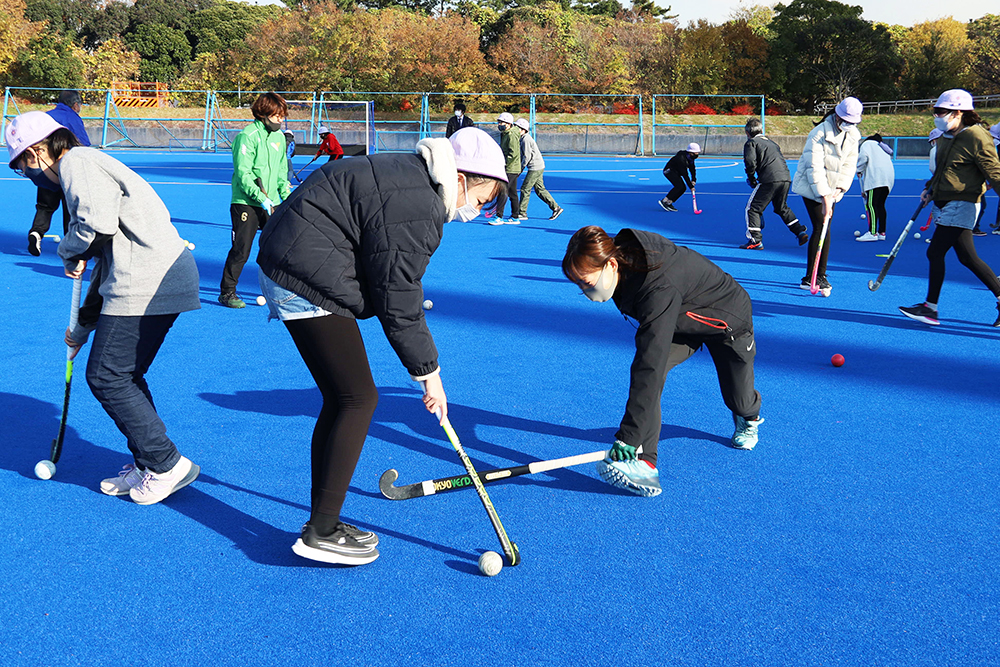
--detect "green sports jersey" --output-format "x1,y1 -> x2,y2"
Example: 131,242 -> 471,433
231,120 -> 292,206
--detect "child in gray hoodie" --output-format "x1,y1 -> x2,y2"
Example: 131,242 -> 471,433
5,111 -> 201,505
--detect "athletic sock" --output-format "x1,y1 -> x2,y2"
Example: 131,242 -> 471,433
310,511 -> 340,537
925,301 -> 938,311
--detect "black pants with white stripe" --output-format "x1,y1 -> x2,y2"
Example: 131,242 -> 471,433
745,181 -> 803,242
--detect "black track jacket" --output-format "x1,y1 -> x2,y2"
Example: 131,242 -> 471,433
257,153 -> 445,378
611,229 -> 754,449
663,151 -> 697,187
743,135 -> 791,184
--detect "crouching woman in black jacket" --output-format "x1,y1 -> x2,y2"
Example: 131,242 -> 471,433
562,226 -> 764,497
257,128 -> 506,564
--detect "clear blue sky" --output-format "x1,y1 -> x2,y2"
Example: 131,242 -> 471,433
661,0 -> 997,27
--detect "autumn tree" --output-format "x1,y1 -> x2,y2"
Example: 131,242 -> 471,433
895,18 -> 971,99
769,0 -> 902,111
967,14 -> 1000,94
721,19 -> 770,94
677,20 -> 726,95
0,0 -> 41,84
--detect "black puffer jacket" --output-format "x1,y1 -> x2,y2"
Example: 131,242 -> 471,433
611,229 -> 754,449
257,153 -> 446,377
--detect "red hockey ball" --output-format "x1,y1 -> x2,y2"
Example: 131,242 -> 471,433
831,354 -> 845,367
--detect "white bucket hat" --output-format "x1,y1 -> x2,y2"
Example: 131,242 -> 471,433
317,125 -> 330,135
934,89 -> 974,111
6,111 -> 66,169
687,143 -> 701,153
513,118 -> 530,132
835,97 -> 863,124
497,112 -> 514,125
449,127 -> 508,183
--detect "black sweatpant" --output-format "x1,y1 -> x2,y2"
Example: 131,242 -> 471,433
29,186 -> 70,236
284,314 -> 379,522
745,181 -> 803,242
802,196 -> 835,280
664,170 -> 688,203
863,187 -> 889,235
221,204 -> 268,294
638,331 -> 761,467
493,171 -> 520,219
925,224 -> 1000,304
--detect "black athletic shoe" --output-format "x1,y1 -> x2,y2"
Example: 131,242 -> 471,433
817,275 -> 832,297
658,199 -> 677,212
292,522 -> 380,565
973,227 -> 987,237
797,232 -> 809,246
739,240 -> 763,250
28,231 -> 41,257
899,303 -> 940,326
549,207 -> 563,221
340,522 -> 379,547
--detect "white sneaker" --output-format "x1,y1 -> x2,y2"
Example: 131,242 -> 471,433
508,218 -> 522,225
878,233 -> 886,240
129,456 -> 200,505
100,463 -> 145,496
856,232 -> 879,242
488,218 -> 507,226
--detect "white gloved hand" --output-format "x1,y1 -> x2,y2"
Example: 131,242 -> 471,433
261,198 -> 275,214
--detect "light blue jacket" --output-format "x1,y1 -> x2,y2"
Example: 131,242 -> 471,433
856,140 -> 894,192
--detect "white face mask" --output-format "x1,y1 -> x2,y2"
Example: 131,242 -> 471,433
453,177 -> 480,222
934,114 -> 957,133
455,110 -> 463,118
583,263 -> 618,302
838,120 -> 856,131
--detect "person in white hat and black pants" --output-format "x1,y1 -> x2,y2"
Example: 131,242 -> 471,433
791,96 -> 862,297
256,127 -> 508,564
899,89 -> 1000,327
490,112 -> 522,224
658,143 -> 700,212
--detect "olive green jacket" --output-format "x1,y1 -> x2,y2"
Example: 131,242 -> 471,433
928,125 -> 1000,203
500,126 -> 521,173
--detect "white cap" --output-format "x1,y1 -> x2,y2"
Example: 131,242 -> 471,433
934,89 -> 974,111
928,128 -> 944,142
835,97 -> 863,123
687,143 -> 701,154
513,118 -> 530,132
497,112 -> 514,124
317,125 -> 330,135
5,111 -> 66,169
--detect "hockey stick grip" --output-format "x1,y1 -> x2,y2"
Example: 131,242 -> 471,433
66,277 -> 82,361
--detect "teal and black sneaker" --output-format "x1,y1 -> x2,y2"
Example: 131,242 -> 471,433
596,457 -> 662,497
732,415 -> 764,450
219,292 -> 246,309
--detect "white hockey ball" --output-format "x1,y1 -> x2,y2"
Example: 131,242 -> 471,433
35,460 -> 55,480
926,238 -> 931,244
861,213 -> 866,219
422,299 -> 433,310
914,233 -> 921,239
854,230 -> 861,237
256,296 -> 267,306
478,551 -> 503,577
187,242 -> 196,251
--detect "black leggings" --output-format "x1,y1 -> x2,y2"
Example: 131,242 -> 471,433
802,197 -> 834,279
664,170 -> 688,203
284,314 -> 379,522
863,187 -> 889,234
926,225 -> 1000,304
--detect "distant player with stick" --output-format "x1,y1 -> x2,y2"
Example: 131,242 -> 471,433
6,112 -> 201,503
315,126 -> 344,163
791,97 -> 862,297
740,117 -> 807,249
898,89 -> 1000,327
562,225 -> 764,498
256,128 -> 507,565
658,143 -> 699,213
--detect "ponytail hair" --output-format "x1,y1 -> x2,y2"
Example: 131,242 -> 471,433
562,225 -> 656,283
960,109 -> 986,129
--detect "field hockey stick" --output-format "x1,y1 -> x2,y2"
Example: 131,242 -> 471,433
868,200 -> 927,292
809,208 -> 832,295
49,277 -> 82,467
380,449 -> 606,501
423,385 -> 521,565
294,156 -> 318,179
919,210 -> 933,232
691,187 -> 702,214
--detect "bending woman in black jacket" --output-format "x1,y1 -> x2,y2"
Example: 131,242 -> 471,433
257,128 -> 507,564
563,226 -> 764,497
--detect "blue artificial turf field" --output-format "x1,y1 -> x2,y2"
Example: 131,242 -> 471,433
1,150 -> 999,666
